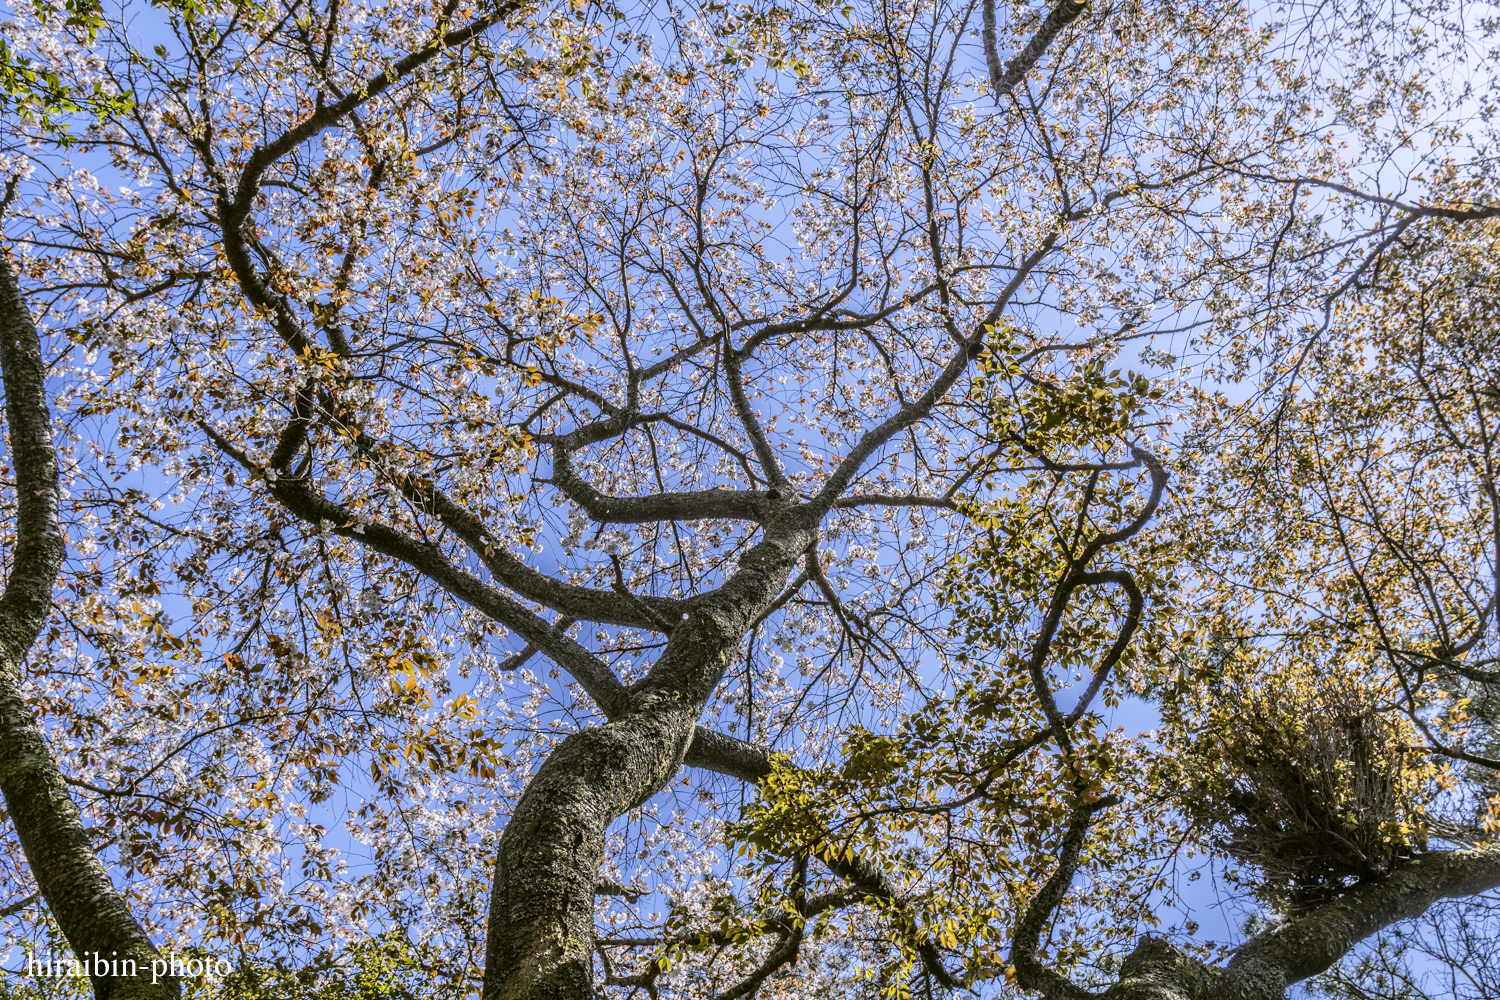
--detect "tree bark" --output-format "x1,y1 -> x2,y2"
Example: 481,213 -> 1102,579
1019,844 -> 1500,1000
1221,842 -> 1500,997
482,512 -> 816,999
0,243 -> 177,1000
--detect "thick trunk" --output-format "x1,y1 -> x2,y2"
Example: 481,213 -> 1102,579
482,514 -> 815,999
484,702 -> 701,998
0,245 -> 177,1000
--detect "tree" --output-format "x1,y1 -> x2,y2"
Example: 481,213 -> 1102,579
1,0 -> 1498,998
0,0 -> 133,141
1167,217 -> 1500,1000
1,194 -> 176,996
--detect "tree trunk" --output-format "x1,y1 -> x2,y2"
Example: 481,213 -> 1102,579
484,704 -> 702,999
0,244 -> 177,1000
0,678 -> 178,1000
482,514 -> 815,999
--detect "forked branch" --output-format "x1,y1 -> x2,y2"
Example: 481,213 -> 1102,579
983,0 -> 1092,102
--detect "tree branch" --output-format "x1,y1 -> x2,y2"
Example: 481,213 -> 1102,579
1222,844 -> 1500,994
199,423 -> 631,716
832,493 -> 959,511
610,554 -> 676,635
550,440 -> 770,523
1009,795 -> 1118,1000
682,726 -> 774,783
984,0 -> 1092,103
0,891 -> 38,919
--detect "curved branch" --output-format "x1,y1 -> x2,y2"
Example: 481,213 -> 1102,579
1009,795 -> 1119,1000
1023,451 -> 1168,744
1063,570 -> 1143,726
550,440 -> 769,523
